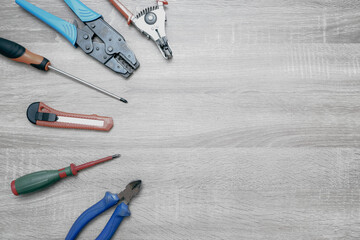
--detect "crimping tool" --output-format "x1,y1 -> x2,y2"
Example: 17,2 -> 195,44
16,0 -> 140,78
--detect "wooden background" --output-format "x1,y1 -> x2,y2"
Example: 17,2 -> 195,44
1,0 -> 360,239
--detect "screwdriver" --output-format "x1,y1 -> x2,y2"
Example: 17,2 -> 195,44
11,154 -> 120,196
0,37 -> 128,103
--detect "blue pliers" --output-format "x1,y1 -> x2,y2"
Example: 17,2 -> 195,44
16,0 -> 140,78
66,180 -> 142,240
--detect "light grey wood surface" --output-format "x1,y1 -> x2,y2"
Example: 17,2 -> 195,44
1,0 -> 360,239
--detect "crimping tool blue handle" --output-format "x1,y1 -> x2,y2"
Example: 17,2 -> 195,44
64,0 -> 101,22
15,0 -> 77,46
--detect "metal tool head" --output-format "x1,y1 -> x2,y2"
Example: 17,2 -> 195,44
132,1 -> 172,59
75,18 -> 140,78
118,180 -> 142,205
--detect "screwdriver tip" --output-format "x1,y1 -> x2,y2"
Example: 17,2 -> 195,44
112,154 -> 121,159
120,98 -> 128,103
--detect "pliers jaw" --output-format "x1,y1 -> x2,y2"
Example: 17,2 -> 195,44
155,36 -> 172,60
132,1 -> 172,59
117,180 -> 142,204
111,0 -> 173,59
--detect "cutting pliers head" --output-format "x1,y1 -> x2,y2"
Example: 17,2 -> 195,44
118,180 -> 142,204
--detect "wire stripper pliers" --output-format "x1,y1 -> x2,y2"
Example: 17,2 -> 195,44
16,0 -> 140,78
66,180 -> 141,240
109,0 -> 173,59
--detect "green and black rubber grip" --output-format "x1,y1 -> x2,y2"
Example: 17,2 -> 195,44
0,37 -> 50,71
11,165 -> 77,195
11,155 -> 117,195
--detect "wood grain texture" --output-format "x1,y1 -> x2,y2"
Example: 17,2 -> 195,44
1,0 -> 360,239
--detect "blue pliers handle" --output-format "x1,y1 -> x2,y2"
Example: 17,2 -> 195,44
15,0 -> 101,45
66,192 -> 131,240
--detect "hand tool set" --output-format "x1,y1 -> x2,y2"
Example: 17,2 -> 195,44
11,154 -> 120,195
16,0 -> 140,77
109,0 -> 172,59
2,0 -> 173,238
27,102 -> 114,131
66,180 -> 141,240
0,37 -> 128,103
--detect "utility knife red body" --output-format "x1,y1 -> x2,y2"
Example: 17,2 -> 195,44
26,102 -> 113,131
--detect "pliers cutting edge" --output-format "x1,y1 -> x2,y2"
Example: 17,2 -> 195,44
66,180 -> 141,240
109,0 -> 173,59
16,0 -> 140,78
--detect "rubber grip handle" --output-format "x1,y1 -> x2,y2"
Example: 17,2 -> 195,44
11,170 -> 61,195
0,37 -> 50,71
95,202 -> 130,240
109,0 -> 133,25
0,37 -> 25,58
15,0 -> 77,45
64,0 -> 101,22
66,192 -> 119,240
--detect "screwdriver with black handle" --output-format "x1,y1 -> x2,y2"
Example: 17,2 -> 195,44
11,154 -> 120,196
0,37 -> 128,103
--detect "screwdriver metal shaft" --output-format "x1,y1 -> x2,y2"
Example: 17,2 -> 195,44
0,37 -> 127,103
48,66 -> 128,103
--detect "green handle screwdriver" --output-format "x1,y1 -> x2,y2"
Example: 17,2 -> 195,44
11,154 -> 120,196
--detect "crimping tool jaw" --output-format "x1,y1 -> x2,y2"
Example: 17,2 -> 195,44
75,18 -> 139,77
132,1 -> 172,59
